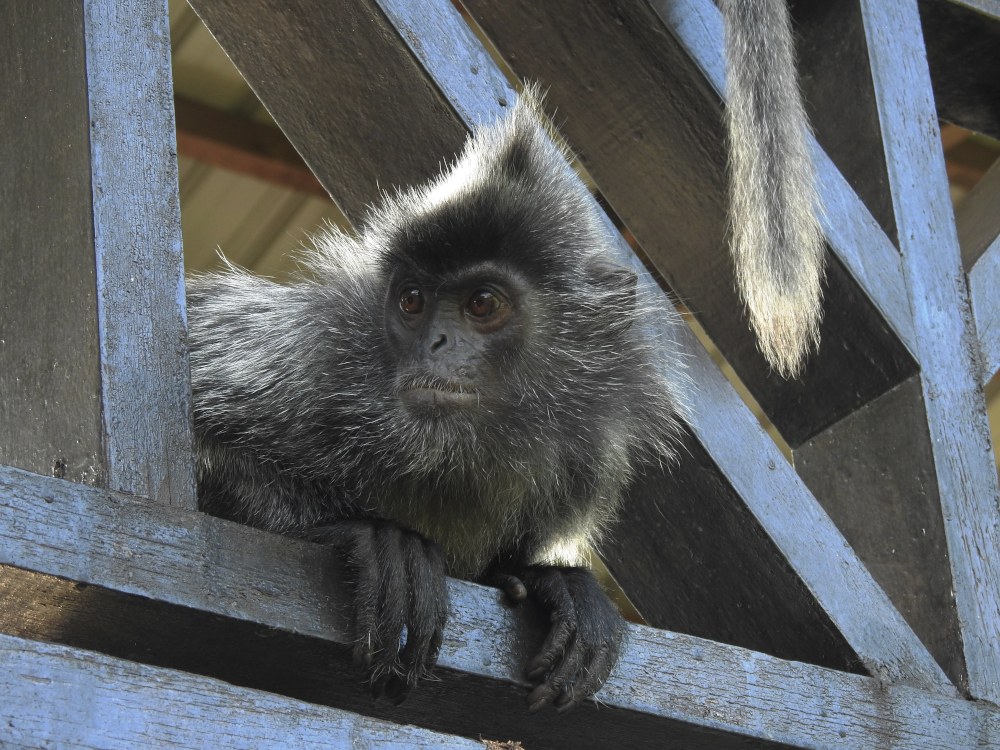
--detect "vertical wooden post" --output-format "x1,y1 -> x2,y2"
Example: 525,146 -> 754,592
860,0 -> 1000,702
0,0 -> 195,508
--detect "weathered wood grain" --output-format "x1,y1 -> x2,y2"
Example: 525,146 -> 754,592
83,0 -> 195,508
795,376 -> 967,689
958,159 -> 1000,382
186,0 -> 950,688
0,633 -> 482,750
3,471 -> 997,749
0,0 -> 105,485
860,0 -> 1000,703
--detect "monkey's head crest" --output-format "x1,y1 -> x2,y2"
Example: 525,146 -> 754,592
357,85 -> 607,284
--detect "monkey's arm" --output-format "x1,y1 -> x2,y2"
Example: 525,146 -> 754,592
189,271 -> 450,697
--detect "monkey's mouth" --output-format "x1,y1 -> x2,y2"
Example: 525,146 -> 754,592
397,375 -> 480,409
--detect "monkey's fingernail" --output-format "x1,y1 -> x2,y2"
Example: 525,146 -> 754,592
527,655 -> 550,680
507,579 -> 528,602
527,685 -> 552,713
554,690 -> 576,712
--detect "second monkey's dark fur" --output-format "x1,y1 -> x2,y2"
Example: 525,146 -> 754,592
188,90 -> 686,711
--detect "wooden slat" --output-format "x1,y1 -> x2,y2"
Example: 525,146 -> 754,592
0,633 -> 482,750
84,0 -> 195,508
969,236 -> 1000,383
0,0 -> 105,485
794,376 -> 967,688
461,0 -> 919,449
186,0 -> 950,688
174,97 -> 330,198
859,0 -> 1000,704
4,469 -> 998,749
958,159 -> 1000,382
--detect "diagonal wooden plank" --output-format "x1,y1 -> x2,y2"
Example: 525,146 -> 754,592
859,0 -> 1000,703
187,0 -> 951,689
4,468 -> 997,749
0,633 -> 483,750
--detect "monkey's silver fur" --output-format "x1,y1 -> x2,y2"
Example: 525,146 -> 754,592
188,89 -> 686,581
721,0 -> 826,378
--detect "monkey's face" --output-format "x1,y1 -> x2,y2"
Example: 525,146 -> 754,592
384,261 -> 531,420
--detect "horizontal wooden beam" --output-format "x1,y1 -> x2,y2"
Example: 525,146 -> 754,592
186,0 -> 949,687
174,96 -> 331,198
0,633 -> 483,749
2,467 -> 995,749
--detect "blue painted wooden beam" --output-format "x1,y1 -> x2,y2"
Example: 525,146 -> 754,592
83,0 -> 195,508
2,467 -> 997,749
858,0 -> 1000,704
0,633 -> 482,749
372,0 -> 950,695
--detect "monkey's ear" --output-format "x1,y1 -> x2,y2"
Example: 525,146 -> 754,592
584,257 -> 638,310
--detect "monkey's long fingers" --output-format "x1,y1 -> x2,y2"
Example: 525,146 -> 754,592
527,636 -> 585,713
395,534 -> 449,687
303,522 -> 381,671
520,567 -> 577,682
368,524 -> 409,689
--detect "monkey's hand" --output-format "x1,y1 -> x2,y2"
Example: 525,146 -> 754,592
302,520 -> 449,703
498,565 -> 626,713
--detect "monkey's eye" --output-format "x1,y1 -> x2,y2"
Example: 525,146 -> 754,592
466,290 -> 501,318
399,287 -> 424,314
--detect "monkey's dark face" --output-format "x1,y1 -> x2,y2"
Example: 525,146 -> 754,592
384,261 -> 530,418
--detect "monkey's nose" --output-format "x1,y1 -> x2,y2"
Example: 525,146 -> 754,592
429,333 -> 448,352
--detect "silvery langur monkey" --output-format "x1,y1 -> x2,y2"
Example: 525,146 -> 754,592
188,88 -> 686,712
721,0 -> 826,378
